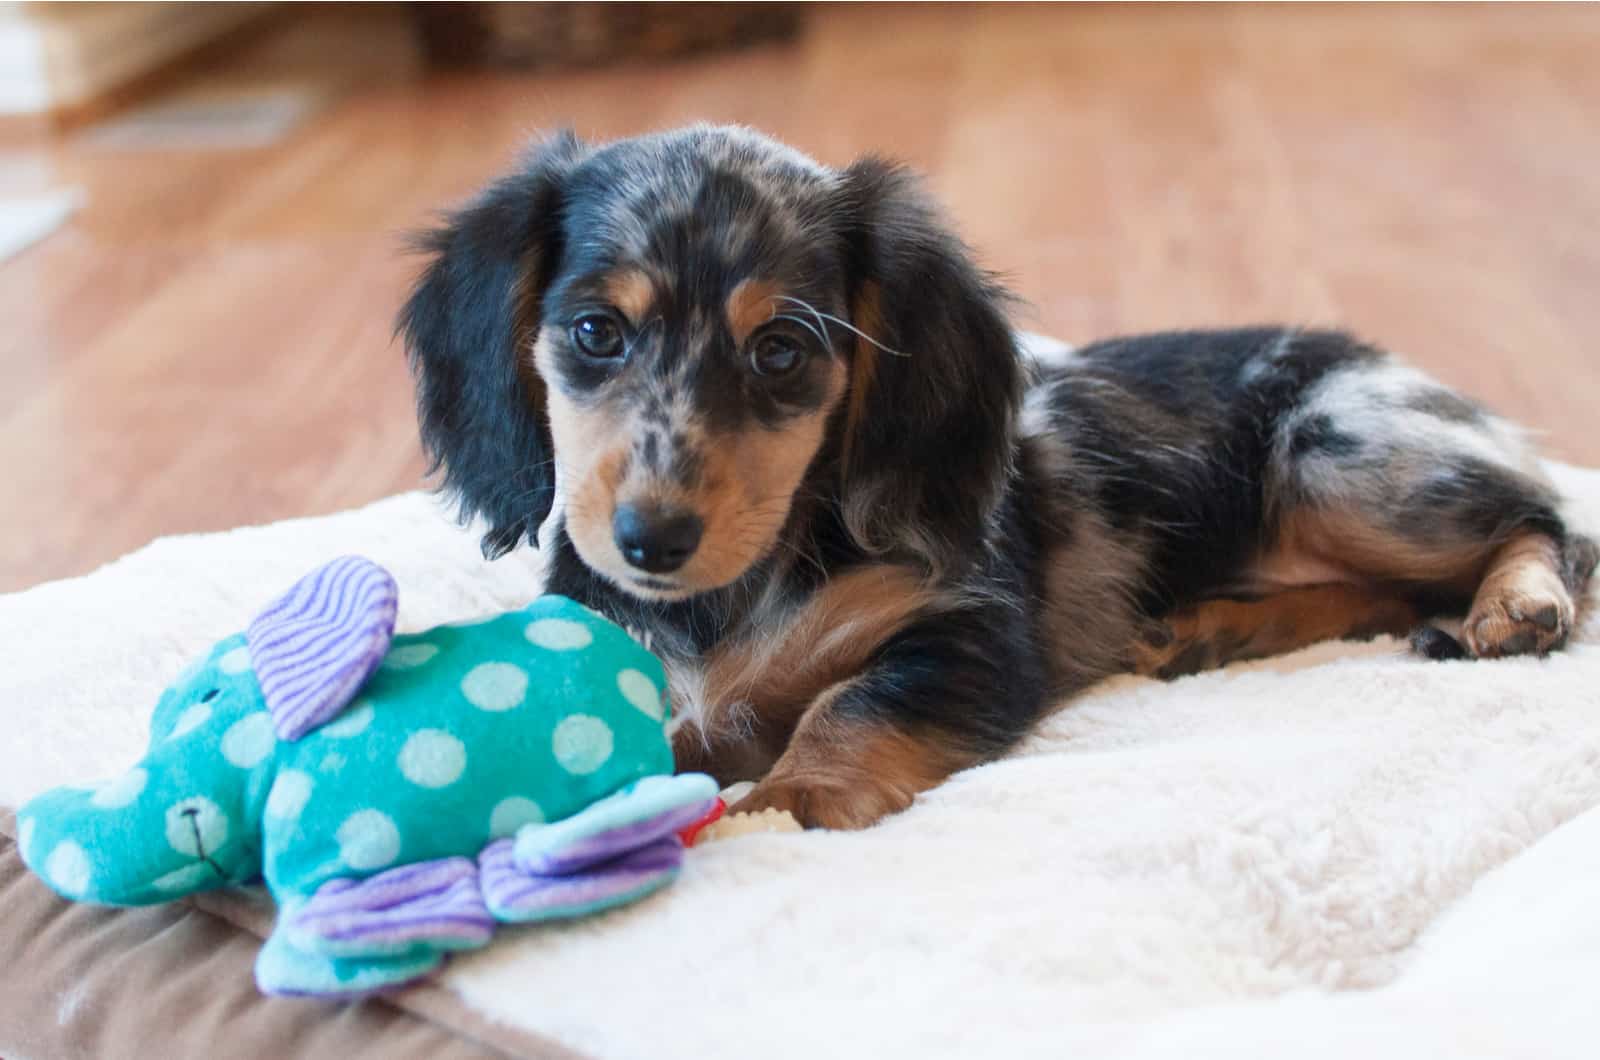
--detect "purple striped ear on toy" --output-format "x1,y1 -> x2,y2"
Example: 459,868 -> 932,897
247,556 -> 398,741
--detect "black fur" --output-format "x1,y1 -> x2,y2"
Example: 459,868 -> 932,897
833,157 -> 1025,572
400,132 -> 584,557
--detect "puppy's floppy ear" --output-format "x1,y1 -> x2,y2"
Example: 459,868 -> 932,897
834,156 -> 1024,574
399,130 -> 585,558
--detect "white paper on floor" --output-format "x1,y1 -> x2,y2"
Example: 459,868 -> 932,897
78,87 -> 329,151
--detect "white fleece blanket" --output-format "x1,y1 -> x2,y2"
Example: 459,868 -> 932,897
5,466 -> 1600,1058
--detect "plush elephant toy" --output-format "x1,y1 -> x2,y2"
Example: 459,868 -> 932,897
16,556 -> 717,998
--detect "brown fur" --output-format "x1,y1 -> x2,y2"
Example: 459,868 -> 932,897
724,278 -> 782,345
680,565 -> 936,770
727,682 -> 976,829
1034,508 -> 1149,693
683,400 -> 840,589
603,267 -> 658,324
1265,505 -> 1496,591
1134,584 -> 1421,679
840,282 -> 883,474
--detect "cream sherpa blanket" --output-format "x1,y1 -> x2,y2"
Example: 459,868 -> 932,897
3,402 -> 1598,1057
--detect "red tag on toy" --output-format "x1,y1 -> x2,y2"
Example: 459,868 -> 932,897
677,796 -> 726,847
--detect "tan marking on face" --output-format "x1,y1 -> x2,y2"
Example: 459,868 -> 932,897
604,267 -> 657,324
539,325 -> 847,599
677,386 -> 840,590
724,278 -> 782,346
840,281 -> 883,474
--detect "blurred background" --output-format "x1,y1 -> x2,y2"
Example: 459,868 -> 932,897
1,2 -> 1597,592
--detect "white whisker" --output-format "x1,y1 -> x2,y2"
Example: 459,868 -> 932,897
773,294 -> 910,358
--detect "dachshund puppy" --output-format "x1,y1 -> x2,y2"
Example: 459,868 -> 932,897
401,125 -> 1597,829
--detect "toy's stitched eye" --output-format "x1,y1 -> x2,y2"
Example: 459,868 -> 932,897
200,688 -> 220,702
571,313 -> 625,359
749,333 -> 806,378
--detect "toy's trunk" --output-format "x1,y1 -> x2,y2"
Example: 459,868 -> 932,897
16,776 -> 256,906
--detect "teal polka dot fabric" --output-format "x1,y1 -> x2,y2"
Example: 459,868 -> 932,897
15,557 -> 717,998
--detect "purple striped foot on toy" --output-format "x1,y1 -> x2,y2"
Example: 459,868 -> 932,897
287,856 -> 494,958
480,836 -> 684,924
516,796 -> 714,875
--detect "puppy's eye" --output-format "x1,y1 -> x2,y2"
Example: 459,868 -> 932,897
749,333 -> 806,378
571,314 -> 625,359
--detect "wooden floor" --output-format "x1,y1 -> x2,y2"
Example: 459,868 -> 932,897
4,3 -> 1599,593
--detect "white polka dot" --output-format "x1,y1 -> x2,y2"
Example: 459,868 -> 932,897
91,768 -> 148,809
17,817 -> 35,860
321,700 -> 374,738
46,841 -> 91,896
460,662 -> 528,712
525,617 -> 594,651
382,643 -> 439,670
265,770 -> 314,820
489,796 -> 545,838
319,751 -> 347,774
616,668 -> 663,720
165,797 -> 229,858
221,713 -> 276,768
217,646 -> 251,674
167,703 -> 212,740
337,809 -> 401,870
398,729 -> 467,788
153,863 -> 212,893
552,714 -> 614,775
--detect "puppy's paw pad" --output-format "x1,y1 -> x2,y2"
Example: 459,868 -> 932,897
1465,584 -> 1574,658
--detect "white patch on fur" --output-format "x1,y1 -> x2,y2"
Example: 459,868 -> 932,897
1019,386 -> 1056,441
1282,358 -> 1542,504
664,656 -> 710,732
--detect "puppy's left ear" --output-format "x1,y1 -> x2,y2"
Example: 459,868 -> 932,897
833,157 -> 1024,574
399,131 -> 586,558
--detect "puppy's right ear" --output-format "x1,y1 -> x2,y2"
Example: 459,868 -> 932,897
399,130 -> 585,558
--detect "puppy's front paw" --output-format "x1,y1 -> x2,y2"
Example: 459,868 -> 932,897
728,774 -> 914,831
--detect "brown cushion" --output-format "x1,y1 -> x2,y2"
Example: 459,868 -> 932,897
0,810 -> 578,1060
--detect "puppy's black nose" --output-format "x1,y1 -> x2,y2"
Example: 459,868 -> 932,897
612,504 -> 703,574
